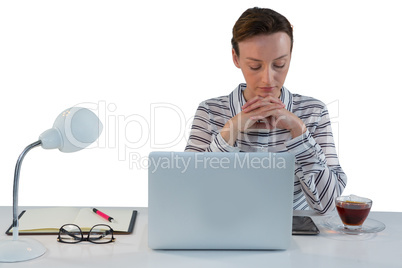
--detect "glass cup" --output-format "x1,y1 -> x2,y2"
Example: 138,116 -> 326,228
335,195 -> 372,230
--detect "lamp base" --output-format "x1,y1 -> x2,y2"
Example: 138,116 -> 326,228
0,237 -> 46,263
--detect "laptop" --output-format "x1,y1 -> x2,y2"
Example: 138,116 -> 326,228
148,151 -> 295,250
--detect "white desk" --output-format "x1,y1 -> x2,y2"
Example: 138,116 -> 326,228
0,207 -> 401,268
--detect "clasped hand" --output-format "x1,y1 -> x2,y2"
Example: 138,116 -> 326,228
242,95 -> 296,131
221,95 -> 306,146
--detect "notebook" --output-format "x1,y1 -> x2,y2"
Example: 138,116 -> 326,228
148,151 -> 295,250
6,207 -> 137,235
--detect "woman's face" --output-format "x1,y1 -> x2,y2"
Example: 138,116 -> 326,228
232,32 -> 292,101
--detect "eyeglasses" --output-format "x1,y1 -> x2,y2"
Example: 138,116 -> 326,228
57,224 -> 115,244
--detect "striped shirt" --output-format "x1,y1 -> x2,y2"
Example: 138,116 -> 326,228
185,83 -> 347,214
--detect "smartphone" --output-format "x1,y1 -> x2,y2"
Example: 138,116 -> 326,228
292,216 -> 320,235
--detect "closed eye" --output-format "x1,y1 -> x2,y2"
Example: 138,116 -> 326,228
250,66 -> 261,71
274,64 -> 286,69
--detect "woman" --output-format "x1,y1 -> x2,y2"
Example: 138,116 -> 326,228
185,7 -> 347,214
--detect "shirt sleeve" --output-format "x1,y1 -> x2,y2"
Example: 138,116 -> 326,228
185,102 -> 240,153
284,107 -> 347,214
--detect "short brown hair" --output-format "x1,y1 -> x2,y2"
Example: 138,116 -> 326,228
231,7 -> 293,56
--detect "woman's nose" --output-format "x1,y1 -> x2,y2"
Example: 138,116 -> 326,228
262,66 -> 274,84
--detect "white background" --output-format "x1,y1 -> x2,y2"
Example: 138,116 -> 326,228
0,0 -> 401,212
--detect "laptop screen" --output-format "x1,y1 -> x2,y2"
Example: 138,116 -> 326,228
148,151 -> 295,250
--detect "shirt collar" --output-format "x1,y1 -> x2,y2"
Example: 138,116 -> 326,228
280,86 -> 293,112
228,83 -> 293,117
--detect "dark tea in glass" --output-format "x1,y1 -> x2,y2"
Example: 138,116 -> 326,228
335,195 -> 372,230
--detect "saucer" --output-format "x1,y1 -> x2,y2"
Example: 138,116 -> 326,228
323,216 -> 386,235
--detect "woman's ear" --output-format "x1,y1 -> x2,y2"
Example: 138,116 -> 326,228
232,48 -> 241,68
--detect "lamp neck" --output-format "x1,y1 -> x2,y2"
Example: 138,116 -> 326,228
12,140 -> 42,239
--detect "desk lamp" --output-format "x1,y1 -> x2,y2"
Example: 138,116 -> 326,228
0,107 -> 103,263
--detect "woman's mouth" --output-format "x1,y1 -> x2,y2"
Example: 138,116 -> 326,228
259,86 -> 276,91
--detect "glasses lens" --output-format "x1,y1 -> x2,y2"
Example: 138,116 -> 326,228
88,224 -> 114,244
59,224 -> 83,243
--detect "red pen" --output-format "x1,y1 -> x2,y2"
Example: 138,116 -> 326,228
93,208 -> 115,222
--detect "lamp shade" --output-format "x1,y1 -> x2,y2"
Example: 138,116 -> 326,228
39,107 -> 103,152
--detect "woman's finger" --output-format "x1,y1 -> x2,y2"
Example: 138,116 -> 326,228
242,95 -> 263,110
242,96 -> 285,112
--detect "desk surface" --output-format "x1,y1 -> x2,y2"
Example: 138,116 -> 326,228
0,207 -> 401,268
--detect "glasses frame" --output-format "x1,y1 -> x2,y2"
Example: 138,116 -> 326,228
57,223 -> 115,244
